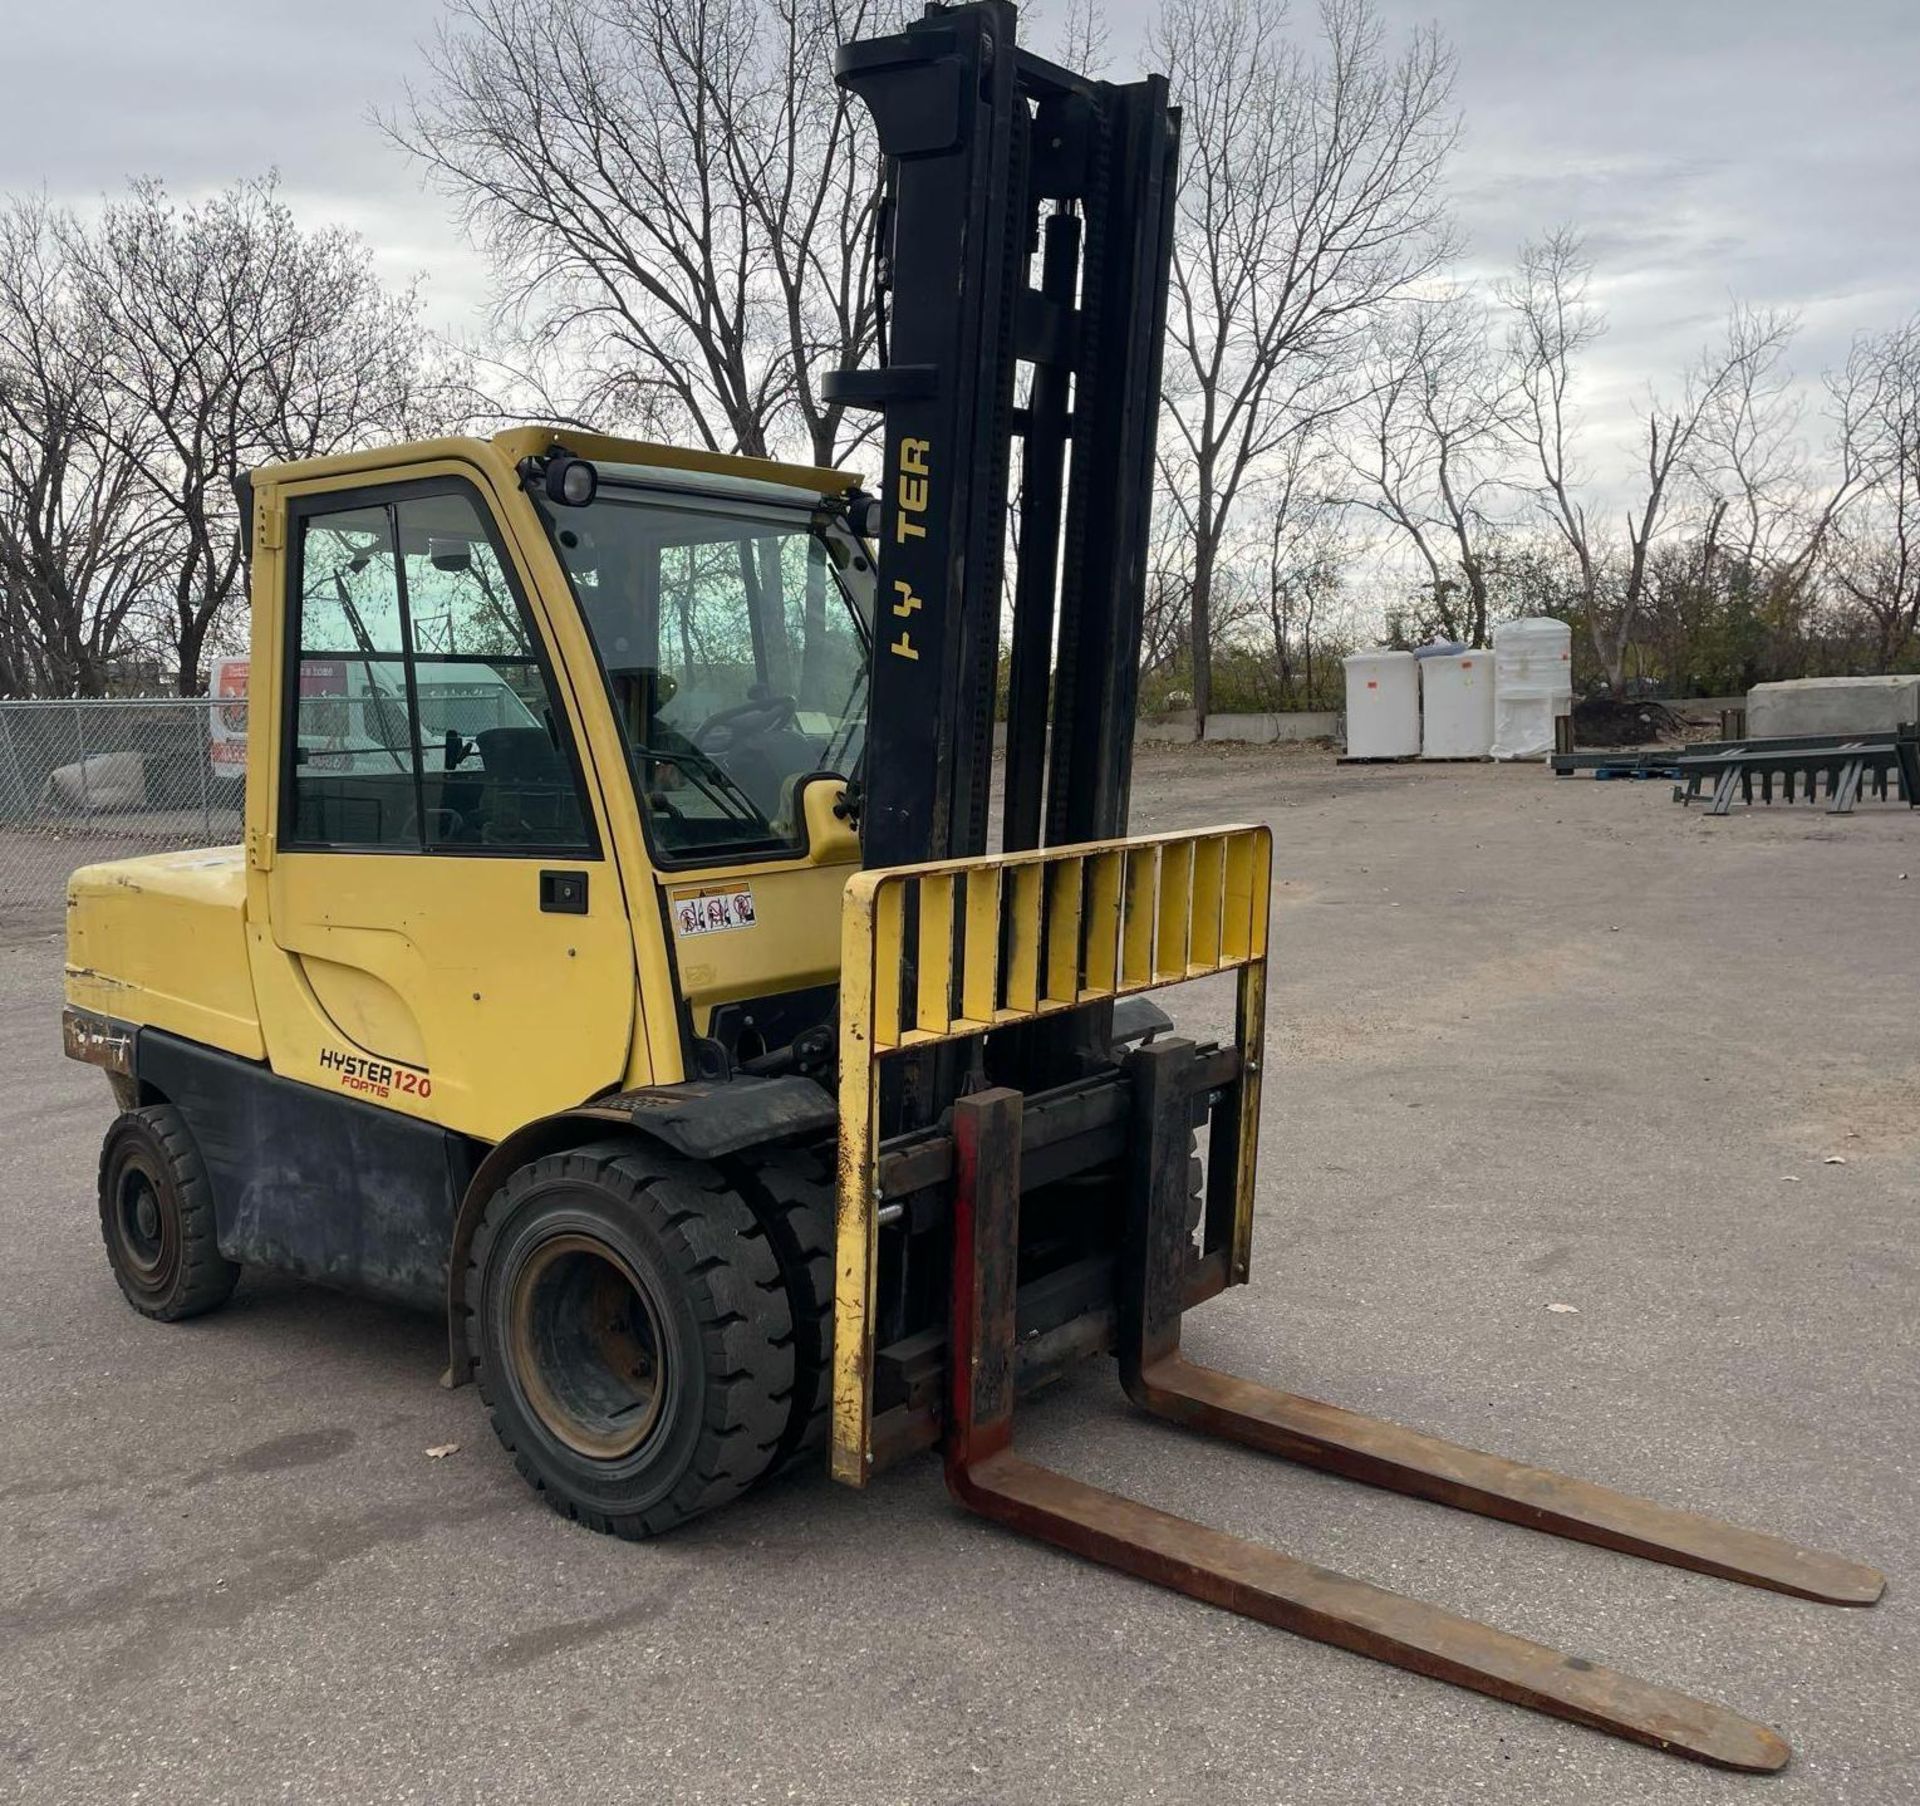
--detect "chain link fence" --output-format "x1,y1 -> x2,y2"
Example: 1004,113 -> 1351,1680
0,697 -> 247,926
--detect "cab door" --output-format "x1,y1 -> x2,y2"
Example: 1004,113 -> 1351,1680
250,472 -> 635,1143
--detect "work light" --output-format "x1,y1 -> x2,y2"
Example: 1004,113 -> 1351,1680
544,453 -> 598,508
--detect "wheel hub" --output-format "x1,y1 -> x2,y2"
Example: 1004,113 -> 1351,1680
508,1234 -> 671,1461
117,1170 -> 173,1281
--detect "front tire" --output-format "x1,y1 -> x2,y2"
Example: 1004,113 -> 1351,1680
97,1105 -> 240,1321
466,1140 -> 795,1538
728,1148 -> 835,1476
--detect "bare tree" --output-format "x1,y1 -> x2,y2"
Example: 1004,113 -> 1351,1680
1679,294 -> 1895,629
1497,230 -> 1605,660
1054,0 -> 1111,76
1688,301 -> 1809,572
1823,315 -> 1920,669
63,178 -> 444,692
1138,496 -> 1195,678
0,197 -> 175,695
1150,0 -> 1458,735
394,0 -> 890,468
1502,229 -> 1796,689
1253,431 -> 1345,704
1341,287 -> 1510,644
732,0 -> 893,466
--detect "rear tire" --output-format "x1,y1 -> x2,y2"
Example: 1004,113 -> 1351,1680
97,1105 -> 240,1321
466,1139 -> 794,1538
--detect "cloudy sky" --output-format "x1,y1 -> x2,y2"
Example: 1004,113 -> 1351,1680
6,0 -> 1916,473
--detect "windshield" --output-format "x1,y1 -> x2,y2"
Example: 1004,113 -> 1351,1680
539,485 -> 869,862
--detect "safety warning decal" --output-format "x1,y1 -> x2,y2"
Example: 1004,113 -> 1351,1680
671,885 -> 758,937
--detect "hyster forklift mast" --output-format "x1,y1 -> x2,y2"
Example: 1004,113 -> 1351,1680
824,1 -> 1881,1771
826,0 -> 1171,869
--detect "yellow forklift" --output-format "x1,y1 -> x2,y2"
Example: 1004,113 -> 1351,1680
62,1 -> 1878,1771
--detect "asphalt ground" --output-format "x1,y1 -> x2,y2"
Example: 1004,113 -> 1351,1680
1,749 -> 1913,1804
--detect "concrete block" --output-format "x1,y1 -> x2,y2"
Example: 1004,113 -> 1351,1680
1747,675 -> 1920,739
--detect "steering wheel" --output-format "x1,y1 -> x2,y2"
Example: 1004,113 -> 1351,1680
692,693 -> 799,755
397,802 -> 470,844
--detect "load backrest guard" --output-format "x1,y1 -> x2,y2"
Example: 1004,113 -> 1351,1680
833,825 -> 1271,1483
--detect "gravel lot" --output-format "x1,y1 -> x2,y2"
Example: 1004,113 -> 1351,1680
2,748 -> 1913,1805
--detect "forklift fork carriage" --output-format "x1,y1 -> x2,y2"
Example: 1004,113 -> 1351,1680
834,823 -> 1272,1481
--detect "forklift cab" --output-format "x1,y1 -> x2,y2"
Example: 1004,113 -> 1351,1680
234,431 -> 872,1153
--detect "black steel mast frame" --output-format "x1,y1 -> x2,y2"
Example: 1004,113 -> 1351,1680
827,0 -> 1178,878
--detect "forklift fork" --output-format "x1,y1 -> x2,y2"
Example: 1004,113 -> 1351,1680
944,1043 -> 1884,1773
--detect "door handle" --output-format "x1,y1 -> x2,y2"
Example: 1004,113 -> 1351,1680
539,870 -> 589,915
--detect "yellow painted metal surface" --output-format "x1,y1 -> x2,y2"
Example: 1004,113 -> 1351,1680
238,449 -> 638,1139
666,858 -> 854,1035
659,779 -> 863,1037
488,426 -> 860,499
65,847 -> 265,1061
249,428 -> 858,508
69,427 -> 866,1146
260,849 -> 638,1140
832,824 -> 1273,1486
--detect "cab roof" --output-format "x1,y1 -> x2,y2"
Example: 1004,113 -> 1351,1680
250,425 -> 862,503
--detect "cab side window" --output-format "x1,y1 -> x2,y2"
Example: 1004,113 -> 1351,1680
284,485 -> 596,855
287,506 -> 415,847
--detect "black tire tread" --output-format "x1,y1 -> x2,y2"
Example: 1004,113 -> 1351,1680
727,1145 -> 836,1475
97,1104 -> 240,1322
464,1138 -> 795,1539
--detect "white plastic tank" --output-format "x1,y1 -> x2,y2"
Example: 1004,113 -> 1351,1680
1491,617 -> 1573,760
1343,650 -> 1420,759
1420,651 -> 1495,759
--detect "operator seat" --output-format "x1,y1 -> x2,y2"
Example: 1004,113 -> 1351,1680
473,725 -> 582,845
